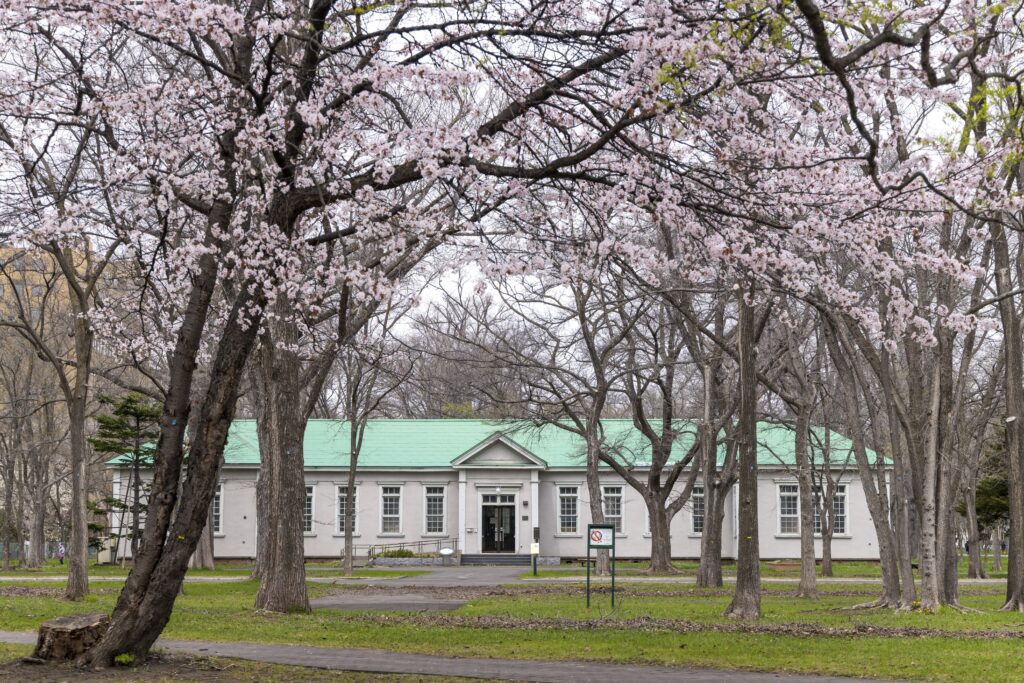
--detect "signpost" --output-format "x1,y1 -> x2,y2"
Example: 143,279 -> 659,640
585,523 -> 616,608
530,542 -> 540,576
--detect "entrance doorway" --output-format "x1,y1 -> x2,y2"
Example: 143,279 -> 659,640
481,494 -> 516,553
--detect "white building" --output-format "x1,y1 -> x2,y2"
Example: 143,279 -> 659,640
108,419 -> 883,562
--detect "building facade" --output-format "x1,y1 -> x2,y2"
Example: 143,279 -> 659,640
109,419 -> 883,561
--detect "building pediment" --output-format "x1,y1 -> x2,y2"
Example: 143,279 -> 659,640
451,434 -> 547,469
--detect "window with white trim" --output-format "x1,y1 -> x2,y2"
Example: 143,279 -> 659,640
691,485 -> 705,534
425,486 -> 445,534
814,485 -> 847,535
304,485 -> 315,534
602,486 -> 623,533
381,486 -> 402,533
212,484 -> 223,535
778,484 -> 799,535
558,486 -> 578,533
337,486 -> 357,535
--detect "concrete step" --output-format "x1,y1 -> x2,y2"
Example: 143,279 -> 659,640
460,554 -> 532,566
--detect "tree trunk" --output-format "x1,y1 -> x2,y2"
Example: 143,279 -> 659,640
584,438 -> 609,575
80,247 -> 259,667
794,409 -> 817,598
825,320 -> 904,607
918,362 -> 942,611
965,485 -> 985,579
26,492 -> 45,568
993,526 -> 1003,572
991,220 -> 1024,611
253,303 -> 310,614
342,463 -> 358,576
647,501 -> 673,573
65,397 -> 90,600
698,480 -> 729,587
190,517 -> 216,571
724,287 -> 760,620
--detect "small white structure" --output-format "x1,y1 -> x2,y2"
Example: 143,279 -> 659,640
108,419 -> 884,562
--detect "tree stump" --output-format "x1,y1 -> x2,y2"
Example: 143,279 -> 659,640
31,613 -> 109,661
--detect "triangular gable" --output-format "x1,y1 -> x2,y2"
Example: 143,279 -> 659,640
451,434 -> 547,469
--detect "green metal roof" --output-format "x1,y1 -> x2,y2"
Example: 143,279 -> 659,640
110,419 -> 867,470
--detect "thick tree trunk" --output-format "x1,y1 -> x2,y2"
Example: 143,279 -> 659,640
698,482 -> 729,587
647,501 -> 674,573
794,410 -> 817,598
990,221 -> 1024,611
80,247 -> 259,666
253,308 -> 311,614
724,288 -> 759,620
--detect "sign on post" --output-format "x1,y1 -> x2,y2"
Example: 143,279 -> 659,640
585,524 -> 616,608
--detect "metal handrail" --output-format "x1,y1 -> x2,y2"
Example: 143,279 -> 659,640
366,537 -> 459,560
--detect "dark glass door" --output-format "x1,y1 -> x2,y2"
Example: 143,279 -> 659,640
482,505 -> 516,552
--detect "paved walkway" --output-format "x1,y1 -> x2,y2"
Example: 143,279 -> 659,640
0,631 -> 906,682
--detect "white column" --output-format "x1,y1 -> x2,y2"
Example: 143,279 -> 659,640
530,470 -> 540,544
458,470 -> 467,554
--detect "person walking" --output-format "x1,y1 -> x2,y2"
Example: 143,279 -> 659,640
58,543 -> 65,565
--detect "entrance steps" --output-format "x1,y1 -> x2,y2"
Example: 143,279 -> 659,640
460,554 -> 531,566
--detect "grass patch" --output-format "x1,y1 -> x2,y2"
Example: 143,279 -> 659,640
0,560 -> 424,580
0,579 -> 1021,681
524,558 -> 1008,580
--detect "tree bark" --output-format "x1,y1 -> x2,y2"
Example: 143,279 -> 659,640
190,517 -> 216,571
724,286 -> 760,620
253,306 -> 311,614
991,220 -> 1024,611
794,409 -> 817,598
80,243 -> 259,666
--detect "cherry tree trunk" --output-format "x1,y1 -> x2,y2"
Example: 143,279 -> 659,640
794,410 -> 817,598
991,221 -> 1024,611
65,398 -> 89,600
80,251 -> 260,666
724,289 -> 759,620
253,307 -> 310,614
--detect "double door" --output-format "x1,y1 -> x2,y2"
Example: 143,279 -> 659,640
482,494 -> 516,552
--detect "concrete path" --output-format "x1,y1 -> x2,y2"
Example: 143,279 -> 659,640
0,631 -> 906,682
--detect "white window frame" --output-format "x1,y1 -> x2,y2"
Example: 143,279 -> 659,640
424,484 -> 447,535
557,485 -> 579,535
380,484 -> 404,535
212,483 -> 224,536
304,484 -> 316,536
814,484 -> 848,536
690,484 -> 705,535
336,485 -> 359,536
601,485 -> 624,535
777,483 -> 800,536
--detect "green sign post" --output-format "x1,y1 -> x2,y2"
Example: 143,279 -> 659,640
586,523 -> 616,608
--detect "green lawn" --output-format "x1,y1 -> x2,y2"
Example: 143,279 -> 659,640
0,559 -> 424,580
524,557 -> 1008,580
1,579 -> 1023,681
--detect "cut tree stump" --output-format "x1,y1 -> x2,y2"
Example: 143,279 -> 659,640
31,613 -> 109,661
